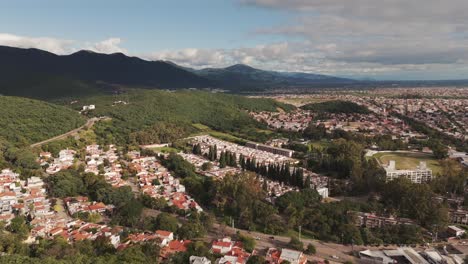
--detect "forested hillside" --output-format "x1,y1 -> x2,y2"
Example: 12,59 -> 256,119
0,96 -> 85,145
0,46 -> 212,99
301,100 -> 370,114
69,90 -> 293,145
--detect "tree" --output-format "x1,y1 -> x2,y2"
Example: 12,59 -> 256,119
201,162 -> 213,171
151,179 -> 160,185
219,152 -> 227,168
238,234 -> 256,253
177,222 -> 206,240
431,140 -> 448,159
117,245 -> 147,263
9,216 -> 29,239
246,255 -> 266,264
305,243 -> 316,254
287,236 -> 303,251
141,195 -> 167,210
154,213 -> 179,233
112,198 -> 143,227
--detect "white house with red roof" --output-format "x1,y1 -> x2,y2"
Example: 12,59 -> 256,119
156,230 -> 174,246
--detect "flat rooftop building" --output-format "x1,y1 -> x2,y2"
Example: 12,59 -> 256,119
385,160 -> 433,184
245,142 -> 294,158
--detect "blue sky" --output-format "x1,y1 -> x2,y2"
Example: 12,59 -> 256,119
0,0 -> 288,50
1,0 -> 468,80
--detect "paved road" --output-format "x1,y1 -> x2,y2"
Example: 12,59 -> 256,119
30,117 -> 109,148
208,223 -> 360,263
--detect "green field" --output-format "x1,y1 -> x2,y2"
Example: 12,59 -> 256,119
149,146 -> 180,153
373,151 -> 442,175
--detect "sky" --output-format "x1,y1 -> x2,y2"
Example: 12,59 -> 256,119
1,0 -> 468,80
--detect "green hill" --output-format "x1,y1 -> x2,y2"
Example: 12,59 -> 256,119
0,96 -> 85,144
69,90 -> 293,145
301,100 -> 370,114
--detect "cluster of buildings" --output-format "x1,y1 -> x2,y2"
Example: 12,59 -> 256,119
41,149 -> 76,174
84,144 -> 128,187
0,168 -> 122,246
211,237 -> 252,264
362,95 -> 468,141
359,246 -> 466,264
183,136 -> 329,199
189,135 -> 295,165
131,152 -> 203,212
121,229 -> 192,260
250,110 -> 314,132
349,211 -> 415,228
0,169 -> 52,225
63,196 -> 113,216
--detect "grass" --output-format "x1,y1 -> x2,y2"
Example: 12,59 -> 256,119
308,140 -> 331,150
150,146 -> 180,153
373,151 -> 442,175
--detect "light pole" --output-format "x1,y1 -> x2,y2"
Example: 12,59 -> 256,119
299,225 -> 302,241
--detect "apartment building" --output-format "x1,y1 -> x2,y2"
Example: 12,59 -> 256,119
385,160 -> 433,183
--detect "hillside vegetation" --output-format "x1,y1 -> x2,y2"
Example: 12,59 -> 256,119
0,96 -> 85,144
70,90 -> 293,145
301,100 -> 370,114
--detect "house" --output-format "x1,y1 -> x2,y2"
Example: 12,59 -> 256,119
212,237 -> 251,264
82,105 -> 95,111
447,225 -> 465,237
217,255 -> 241,264
266,248 -> 282,264
88,202 -> 107,214
0,213 -> 14,225
190,256 -> 211,264
160,240 -> 191,259
279,249 -> 307,264
316,187 -> 329,199
156,230 -> 174,246
211,237 -> 234,255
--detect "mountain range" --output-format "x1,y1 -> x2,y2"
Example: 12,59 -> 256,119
0,45 -> 356,98
0,45 -> 467,99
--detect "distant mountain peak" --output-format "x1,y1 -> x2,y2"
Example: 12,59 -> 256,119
70,49 -> 97,55
225,64 -> 256,72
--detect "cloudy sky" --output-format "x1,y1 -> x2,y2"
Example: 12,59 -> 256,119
1,0 -> 467,80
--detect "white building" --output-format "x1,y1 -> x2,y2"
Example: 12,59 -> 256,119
190,256 -> 211,264
280,249 -> 306,264
385,160 -> 433,184
447,225 -> 465,237
82,105 -> 95,111
316,187 -> 329,199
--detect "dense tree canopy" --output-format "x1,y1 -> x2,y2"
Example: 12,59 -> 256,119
0,96 -> 84,145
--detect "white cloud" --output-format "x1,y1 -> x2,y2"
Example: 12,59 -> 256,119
0,33 -> 74,54
0,33 -> 127,55
86,38 -> 127,54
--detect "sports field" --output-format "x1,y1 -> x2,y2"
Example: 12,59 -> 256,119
373,151 -> 442,175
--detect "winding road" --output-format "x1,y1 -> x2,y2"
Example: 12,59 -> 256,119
30,117 -> 109,148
